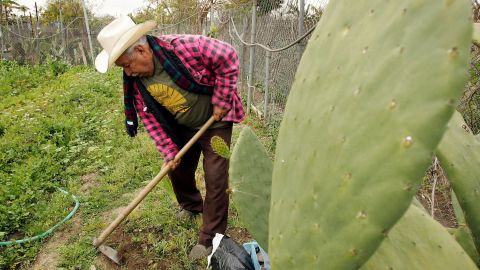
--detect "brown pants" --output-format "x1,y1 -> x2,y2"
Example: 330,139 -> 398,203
168,124 -> 232,246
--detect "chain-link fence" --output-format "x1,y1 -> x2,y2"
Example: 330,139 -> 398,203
0,14 -> 101,65
6,1 -> 480,131
220,0 -> 326,122
154,0 -> 327,122
1,0 -> 326,125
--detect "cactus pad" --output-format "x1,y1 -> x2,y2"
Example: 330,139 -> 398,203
211,135 -> 231,159
362,205 -> 477,269
229,127 -> 273,249
269,0 -> 471,268
437,111 -> 480,255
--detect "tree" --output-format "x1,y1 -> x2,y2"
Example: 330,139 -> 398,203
16,5 -> 28,17
133,0 -> 210,33
41,0 -> 91,26
0,0 -> 19,24
257,0 -> 282,15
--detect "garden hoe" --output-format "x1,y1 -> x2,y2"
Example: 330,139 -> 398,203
93,116 -> 216,265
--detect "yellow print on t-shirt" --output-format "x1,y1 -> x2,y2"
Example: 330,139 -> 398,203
147,84 -> 190,114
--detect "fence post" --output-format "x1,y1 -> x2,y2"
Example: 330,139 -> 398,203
59,2 -> 66,61
247,0 -> 257,114
240,15 -> 248,83
210,5 -> 214,32
81,0 -> 95,64
264,50 -> 271,122
16,17 -> 21,33
35,2 -> 40,63
296,0 -> 305,62
78,42 -> 88,65
0,27 -> 4,59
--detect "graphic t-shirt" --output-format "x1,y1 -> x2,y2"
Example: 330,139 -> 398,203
140,56 -> 226,129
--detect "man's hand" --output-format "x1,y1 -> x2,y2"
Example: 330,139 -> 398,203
213,105 -> 228,121
163,159 -> 180,170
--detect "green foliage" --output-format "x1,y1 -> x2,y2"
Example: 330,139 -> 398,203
257,0 -> 282,15
0,60 -> 73,238
207,25 -> 219,38
437,111 -> 480,255
0,61 -> 229,269
457,45 -> 480,135
0,62 -> 125,269
0,59 -> 69,97
229,127 -> 273,250
41,0 -> 90,25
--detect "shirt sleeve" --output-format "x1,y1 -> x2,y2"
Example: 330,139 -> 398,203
133,88 -> 179,162
197,36 -> 239,111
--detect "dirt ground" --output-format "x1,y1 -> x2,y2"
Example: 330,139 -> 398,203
29,158 -> 459,269
30,216 -> 83,270
416,160 -> 458,228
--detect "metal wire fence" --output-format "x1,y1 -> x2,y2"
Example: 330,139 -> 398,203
1,0 -> 325,124
0,16 -> 100,65
220,0 -> 326,122
4,1 -> 480,131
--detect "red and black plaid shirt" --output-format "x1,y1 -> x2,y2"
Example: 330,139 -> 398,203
124,35 -> 245,161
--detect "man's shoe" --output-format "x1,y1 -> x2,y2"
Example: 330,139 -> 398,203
176,209 -> 197,220
188,244 -> 213,260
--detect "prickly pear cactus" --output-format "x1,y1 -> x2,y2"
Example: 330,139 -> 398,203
229,127 -> 273,249
210,135 -> 231,159
452,190 -> 466,225
361,205 -> 477,270
268,0 -> 472,268
450,191 -> 478,265
437,111 -> 480,255
449,225 -> 480,266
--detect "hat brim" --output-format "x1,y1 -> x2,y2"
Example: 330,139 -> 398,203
95,20 -> 156,73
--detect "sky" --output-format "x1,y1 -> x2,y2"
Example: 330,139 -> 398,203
15,0 -> 148,17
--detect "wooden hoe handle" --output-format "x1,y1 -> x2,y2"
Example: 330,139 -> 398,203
93,116 -> 216,247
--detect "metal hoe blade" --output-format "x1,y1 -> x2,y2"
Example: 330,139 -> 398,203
96,240 -> 123,265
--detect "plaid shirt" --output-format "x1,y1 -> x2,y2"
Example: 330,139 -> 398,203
126,35 -> 245,161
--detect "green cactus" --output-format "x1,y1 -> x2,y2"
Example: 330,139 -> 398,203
411,197 -> 427,213
361,205 -> 477,269
452,190 -> 466,225
437,111 -> 480,255
268,0 -> 471,268
449,225 -> 480,266
210,135 -> 231,159
229,127 -> 273,250
449,190 -> 479,264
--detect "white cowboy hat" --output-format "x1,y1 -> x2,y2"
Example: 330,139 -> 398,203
95,16 -> 156,73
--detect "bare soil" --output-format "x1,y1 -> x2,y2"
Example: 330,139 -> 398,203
226,226 -> 253,244
416,160 -> 458,228
30,216 -> 83,270
95,228 -> 153,270
80,173 -> 99,193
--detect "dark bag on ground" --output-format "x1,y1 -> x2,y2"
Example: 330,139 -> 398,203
208,234 -> 254,270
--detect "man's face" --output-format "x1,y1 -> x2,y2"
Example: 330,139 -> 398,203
115,44 -> 154,77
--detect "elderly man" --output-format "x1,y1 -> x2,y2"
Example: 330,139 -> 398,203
95,16 -> 245,259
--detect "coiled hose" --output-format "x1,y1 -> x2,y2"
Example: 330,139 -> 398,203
0,187 -> 80,246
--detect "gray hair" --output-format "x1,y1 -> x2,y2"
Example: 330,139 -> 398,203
123,36 -> 148,57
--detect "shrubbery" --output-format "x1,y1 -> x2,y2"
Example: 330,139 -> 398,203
0,61 -> 125,268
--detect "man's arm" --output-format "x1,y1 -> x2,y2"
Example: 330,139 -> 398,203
197,36 -> 239,117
